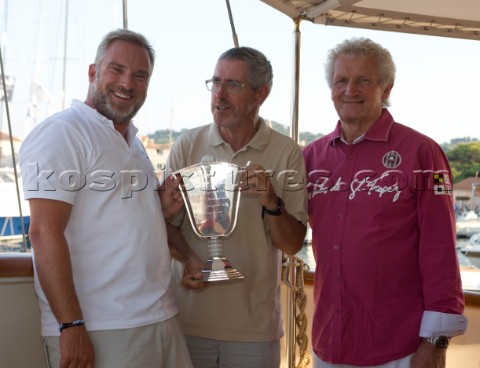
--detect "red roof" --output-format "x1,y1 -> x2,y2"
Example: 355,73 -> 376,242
0,131 -> 22,142
454,177 -> 480,191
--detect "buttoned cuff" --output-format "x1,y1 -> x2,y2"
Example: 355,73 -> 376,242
419,310 -> 468,337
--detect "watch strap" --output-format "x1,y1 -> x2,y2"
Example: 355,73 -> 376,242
262,197 -> 283,217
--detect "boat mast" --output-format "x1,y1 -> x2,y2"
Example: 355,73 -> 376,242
61,0 -> 69,110
122,0 -> 128,29
0,0 -> 8,165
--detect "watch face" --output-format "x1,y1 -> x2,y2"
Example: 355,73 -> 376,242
436,336 -> 450,349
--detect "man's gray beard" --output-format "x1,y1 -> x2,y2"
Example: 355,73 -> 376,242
89,81 -> 141,124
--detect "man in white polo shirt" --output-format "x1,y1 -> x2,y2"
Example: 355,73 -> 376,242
20,29 -> 192,368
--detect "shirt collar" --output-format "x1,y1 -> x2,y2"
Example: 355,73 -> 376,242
72,99 -> 138,137
329,109 -> 395,147
208,117 -> 271,152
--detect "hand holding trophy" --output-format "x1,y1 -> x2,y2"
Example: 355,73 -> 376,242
174,157 -> 244,282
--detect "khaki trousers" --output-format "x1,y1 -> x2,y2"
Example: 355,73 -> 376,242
43,315 -> 193,368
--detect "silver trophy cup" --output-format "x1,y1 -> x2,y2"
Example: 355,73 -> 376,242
174,161 -> 243,281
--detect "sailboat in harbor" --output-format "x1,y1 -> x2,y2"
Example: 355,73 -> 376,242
0,0 -> 66,240
0,75 -> 29,240
0,57 -> 30,241
0,166 -> 30,239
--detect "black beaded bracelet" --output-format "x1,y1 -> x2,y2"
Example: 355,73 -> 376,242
59,319 -> 85,332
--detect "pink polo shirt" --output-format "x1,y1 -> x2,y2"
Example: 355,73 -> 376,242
303,109 -> 466,366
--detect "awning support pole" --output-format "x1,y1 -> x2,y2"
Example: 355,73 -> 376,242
225,0 -> 239,47
286,16 -> 302,368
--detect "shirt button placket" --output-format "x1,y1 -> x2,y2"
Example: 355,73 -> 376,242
332,211 -> 344,358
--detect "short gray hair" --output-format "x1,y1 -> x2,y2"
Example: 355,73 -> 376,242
219,47 -> 273,92
94,29 -> 155,69
325,37 -> 395,106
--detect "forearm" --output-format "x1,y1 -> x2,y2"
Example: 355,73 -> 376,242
240,163 -> 307,255
411,340 -> 446,368
167,223 -> 198,262
267,213 -> 306,255
166,223 -> 206,288
28,199 -> 83,324
33,234 -> 84,323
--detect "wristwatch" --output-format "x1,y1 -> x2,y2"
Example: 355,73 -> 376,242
262,197 -> 284,217
423,336 -> 450,349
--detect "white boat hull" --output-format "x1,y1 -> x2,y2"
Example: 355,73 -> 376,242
456,219 -> 480,238
0,168 -> 30,239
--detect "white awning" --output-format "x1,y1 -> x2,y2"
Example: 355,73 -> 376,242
260,0 -> 480,40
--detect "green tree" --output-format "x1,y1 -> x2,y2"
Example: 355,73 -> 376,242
446,142 -> 480,183
149,129 -> 188,144
147,120 -> 324,146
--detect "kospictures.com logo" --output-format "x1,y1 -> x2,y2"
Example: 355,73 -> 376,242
23,163 -> 307,198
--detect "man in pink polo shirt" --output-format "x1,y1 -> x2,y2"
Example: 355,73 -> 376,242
303,37 -> 467,368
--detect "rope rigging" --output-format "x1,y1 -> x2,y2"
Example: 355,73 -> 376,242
283,255 -> 311,368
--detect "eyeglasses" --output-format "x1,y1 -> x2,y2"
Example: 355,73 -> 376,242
205,79 -> 252,94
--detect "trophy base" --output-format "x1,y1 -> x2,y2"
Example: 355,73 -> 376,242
202,257 -> 244,282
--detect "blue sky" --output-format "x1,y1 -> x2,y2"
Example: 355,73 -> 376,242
1,0 -> 479,144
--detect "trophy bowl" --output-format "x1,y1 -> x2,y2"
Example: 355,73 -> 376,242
174,161 -> 243,282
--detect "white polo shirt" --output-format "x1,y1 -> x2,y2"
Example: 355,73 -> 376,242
20,99 -> 177,336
